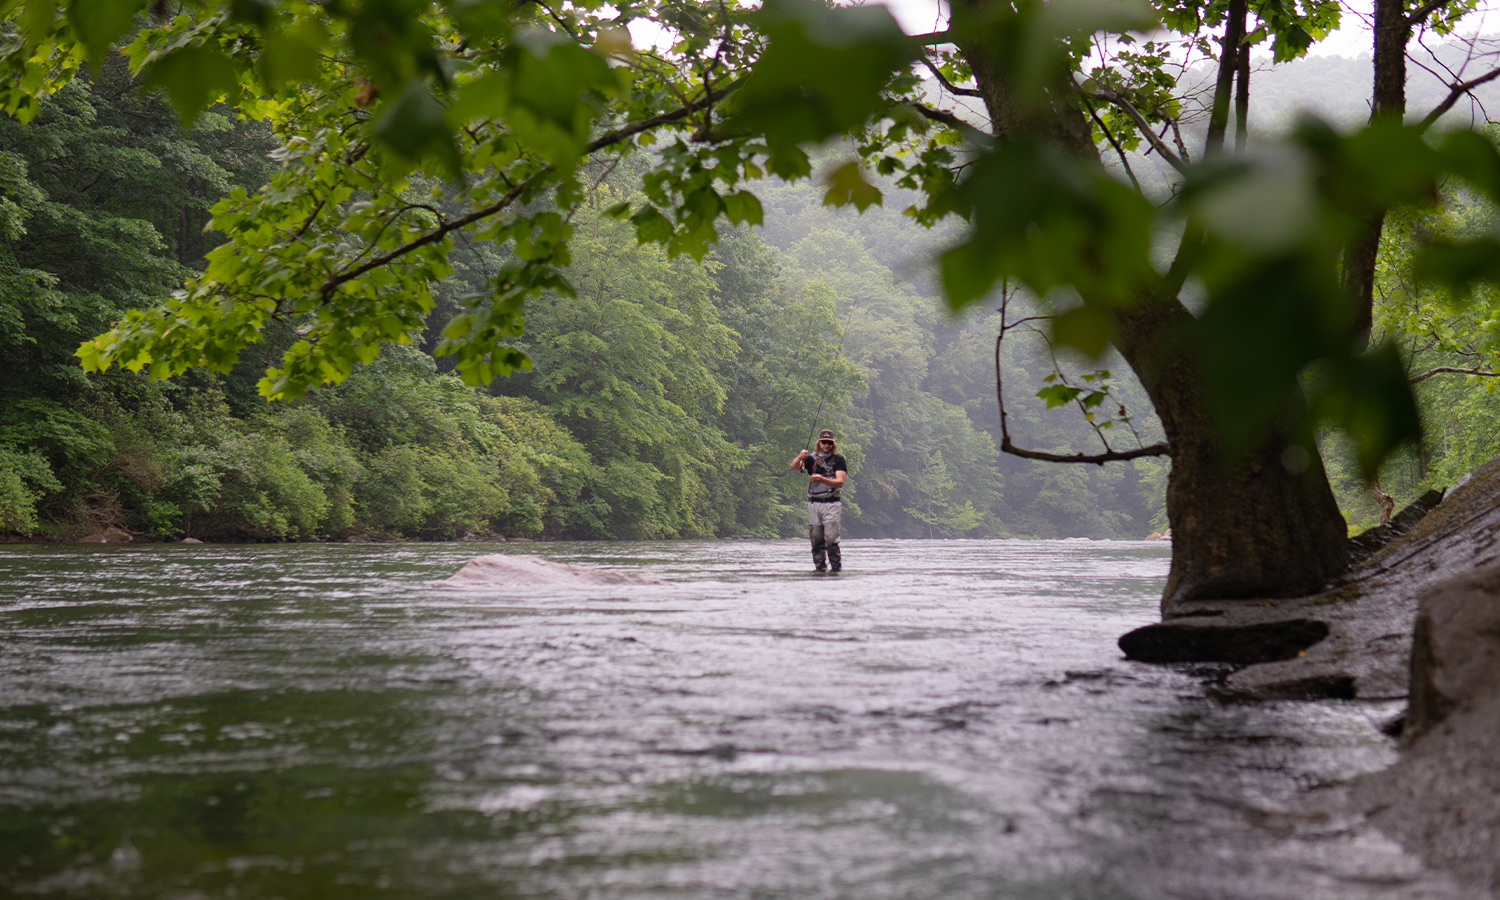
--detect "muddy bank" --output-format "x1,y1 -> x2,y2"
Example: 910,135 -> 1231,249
1122,457 -> 1500,894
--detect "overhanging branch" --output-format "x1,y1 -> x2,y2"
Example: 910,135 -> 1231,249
919,53 -> 982,97
1416,66 -> 1500,132
999,437 -> 1171,464
907,102 -> 991,144
1409,365 -> 1500,384
1081,88 -> 1187,172
994,295 -> 1171,466
315,79 -> 744,298
1406,0 -> 1456,28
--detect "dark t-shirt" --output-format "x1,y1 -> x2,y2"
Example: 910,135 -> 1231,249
802,452 -> 848,501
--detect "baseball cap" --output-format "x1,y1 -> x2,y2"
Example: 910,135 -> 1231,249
817,430 -> 835,441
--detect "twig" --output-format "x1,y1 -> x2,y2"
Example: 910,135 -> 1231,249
993,287 -> 1171,465
1409,365 -> 1500,384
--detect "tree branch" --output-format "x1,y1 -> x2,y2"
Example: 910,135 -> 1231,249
1416,66 -> 1500,132
315,81 -> 742,298
910,30 -> 956,47
1409,365 -> 1500,384
999,437 -> 1171,465
1085,99 -> 1141,190
1081,89 -> 1187,172
1406,0 -> 1456,28
993,296 -> 1171,467
919,53 -> 982,97
907,102 -> 990,142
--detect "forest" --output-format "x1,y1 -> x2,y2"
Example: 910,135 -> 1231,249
0,39 -> 1497,544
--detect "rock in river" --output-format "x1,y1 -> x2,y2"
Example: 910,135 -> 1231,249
442,554 -> 658,588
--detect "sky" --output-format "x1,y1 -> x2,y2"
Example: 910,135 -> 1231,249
873,0 -> 1380,57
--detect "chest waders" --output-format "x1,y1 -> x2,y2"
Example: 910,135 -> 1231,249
807,452 -> 842,573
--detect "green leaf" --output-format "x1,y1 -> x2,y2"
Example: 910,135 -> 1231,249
939,139 -> 1157,309
630,206 -> 674,245
1051,305 -> 1113,358
1440,129 -> 1500,203
822,161 -> 882,211
1307,344 -> 1422,479
451,0 -> 513,42
65,0 -> 144,65
229,0 -> 274,27
1414,238 -> 1500,293
22,0 -> 57,49
938,239 -> 1002,309
501,28 -> 622,165
260,25 -> 327,90
1037,0 -> 1157,41
374,78 -> 461,174
731,0 -> 917,152
767,146 -> 813,182
722,191 -> 764,226
138,45 -> 243,125
1036,384 -> 1084,408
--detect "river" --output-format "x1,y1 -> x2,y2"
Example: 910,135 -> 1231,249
0,539 -> 1474,898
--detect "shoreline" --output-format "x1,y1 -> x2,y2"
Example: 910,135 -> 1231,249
1122,457 -> 1500,895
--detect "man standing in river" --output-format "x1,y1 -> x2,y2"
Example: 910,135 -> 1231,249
790,430 -> 848,574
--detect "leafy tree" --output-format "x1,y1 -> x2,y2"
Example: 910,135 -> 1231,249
0,45 -> 274,536
1321,147 -> 1500,527
705,225 -> 865,535
496,194 -> 741,537
14,0 -> 1500,612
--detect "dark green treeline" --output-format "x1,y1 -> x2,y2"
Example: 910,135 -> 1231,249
12,62 -> 1495,542
0,66 -> 1166,541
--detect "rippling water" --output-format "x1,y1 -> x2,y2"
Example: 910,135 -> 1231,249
0,540 -> 1472,898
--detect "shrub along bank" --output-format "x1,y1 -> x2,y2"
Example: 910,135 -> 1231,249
0,350 -> 591,542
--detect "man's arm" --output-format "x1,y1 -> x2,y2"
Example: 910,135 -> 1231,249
790,449 -> 809,471
810,471 -> 846,488
810,461 -> 846,489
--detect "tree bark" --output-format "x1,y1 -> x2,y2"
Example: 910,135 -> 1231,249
955,0 -> 1351,610
1342,0 -> 1413,342
1110,292 -> 1349,614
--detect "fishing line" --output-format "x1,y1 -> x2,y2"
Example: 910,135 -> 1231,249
803,393 -> 828,455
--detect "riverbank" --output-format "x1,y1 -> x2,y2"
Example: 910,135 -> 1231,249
1122,456 -> 1500,895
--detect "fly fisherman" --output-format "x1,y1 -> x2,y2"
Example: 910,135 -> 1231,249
790,430 -> 848,573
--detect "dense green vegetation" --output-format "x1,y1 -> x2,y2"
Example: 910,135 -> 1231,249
2,27 -> 1499,545
0,57 -> 1164,541
1324,152 -> 1500,532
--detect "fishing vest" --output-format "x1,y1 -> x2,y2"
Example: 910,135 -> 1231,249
805,452 -> 847,502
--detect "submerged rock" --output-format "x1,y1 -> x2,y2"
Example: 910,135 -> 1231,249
442,554 -> 658,588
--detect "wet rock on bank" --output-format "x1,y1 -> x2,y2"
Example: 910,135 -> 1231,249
1121,458 -> 1500,895
1119,461 -> 1500,701
1342,565 -> 1500,895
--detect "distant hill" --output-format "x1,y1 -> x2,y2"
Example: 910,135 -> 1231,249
1223,43 -> 1500,132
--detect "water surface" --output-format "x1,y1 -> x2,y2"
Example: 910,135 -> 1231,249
0,540 -> 1469,898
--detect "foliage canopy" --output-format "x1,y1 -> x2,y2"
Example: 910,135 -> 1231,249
5,0 -> 1499,476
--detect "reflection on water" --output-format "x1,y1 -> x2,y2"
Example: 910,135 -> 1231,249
0,540 -> 1470,898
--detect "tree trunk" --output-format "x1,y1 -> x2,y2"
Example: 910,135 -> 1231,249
954,2 -> 1351,610
1342,0 -> 1412,341
1111,293 -> 1349,614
